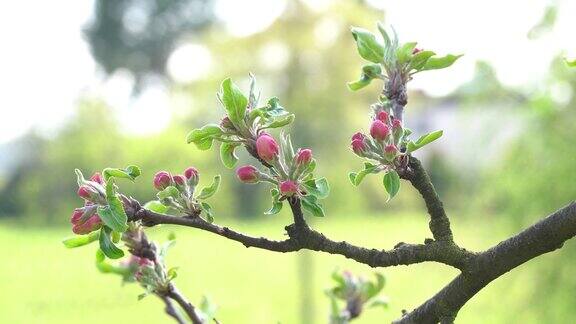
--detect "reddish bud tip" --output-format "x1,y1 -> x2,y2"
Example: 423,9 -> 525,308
296,148 -> 312,166
351,132 -> 366,142
153,171 -> 172,191
77,186 -> 95,200
279,180 -> 299,196
184,167 -> 199,186
236,165 -> 259,184
412,48 -> 422,54
90,172 -> 104,184
172,175 -> 186,187
376,111 -> 390,123
392,119 -> 402,129
370,120 -> 390,141
256,133 -> 279,162
351,139 -> 367,156
70,208 -> 84,225
384,144 -> 398,161
72,215 -> 102,235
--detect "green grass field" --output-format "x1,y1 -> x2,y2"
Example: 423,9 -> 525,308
1,212 -> 574,323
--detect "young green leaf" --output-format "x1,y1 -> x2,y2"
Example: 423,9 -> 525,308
362,63 -> 383,79
220,142 -> 240,169
347,76 -> 372,91
302,178 -> 330,199
157,186 -> 181,201
421,54 -> 463,71
99,227 -> 124,259
143,200 -> 169,214
261,114 -> 295,130
220,78 -> 248,127
201,202 -> 214,223
265,188 -> 283,215
301,195 -> 325,217
383,170 -> 400,201
186,124 -> 223,150
62,231 -> 100,248
397,42 -> 417,65
95,249 -> 131,276
196,175 -> 221,200
409,50 -> 436,71
101,179 -> 129,232
351,27 -> 385,63
351,163 -> 380,186
97,206 -> 127,233
406,130 -> 443,153
102,165 -> 141,181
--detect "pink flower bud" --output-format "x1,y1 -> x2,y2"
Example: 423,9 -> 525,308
384,144 -> 398,161
351,139 -> 367,156
90,172 -> 104,184
412,48 -> 422,54
351,132 -> 366,142
392,119 -> 404,142
376,111 -> 389,123
184,167 -> 199,186
392,119 -> 402,129
256,133 -> 279,162
279,180 -> 298,197
153,171 -> 172,190
70,208 -> 84,225
172,175 -> 186,189
296,148 -> 312,166
370,120 -> 390,141
72,215 -> 102,235
236,165 -> 259,184
77,185 -> 102,202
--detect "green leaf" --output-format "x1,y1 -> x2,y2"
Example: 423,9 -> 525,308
368,297 -> 390,309
351,163 -> 379,186
362,63 -> 382,79
365,273 -> 386,300
157,186 -> 181,201
101,179 -> 128,232
62,231 -> 100,248
167,267 -> 179,280
348,76 -> 372,91
265,188 -> 283,215
201,202 -> 214,223
565,58 -> 576,67
220,142 -> 240,169
261,114 -> 295,130
143,200 -> 169,214
220,78 -> 248,127
99,227 -> 124,259
186,124 -> 223,150
302,178 -> 330,199
196,175 -> 221,200
383,170 -> 400,201
351,27 -> 385,63
102,165 -> 141,181
397,42 -> 417,65
421,54 -> 463,71
300,195 -> 325,217
409,50 -> 436,71
406,130 -> 443,153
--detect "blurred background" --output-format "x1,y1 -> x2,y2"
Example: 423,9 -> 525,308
1,0 -> 575,323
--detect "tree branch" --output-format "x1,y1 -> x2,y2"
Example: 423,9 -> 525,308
158,295 -> 187,324
401,157 -> 454,242
167,284 -> 204,324
127,200 -> 473,270
394,201 -> 576,324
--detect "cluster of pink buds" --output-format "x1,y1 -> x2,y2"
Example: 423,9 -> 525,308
237,132 -> 315,199
71,172 -> 105,234
350,110 -> 406,167
152,167 -> 201,213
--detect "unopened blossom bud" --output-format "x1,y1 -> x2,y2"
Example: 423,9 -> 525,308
351,139 -> 367,156
392,119 -> 404,142
370,120 -> 390,141
376,111 -> 390,124
279,180 -> 298,197
236,165 -> 259,184
412,48 -> 422,54
384,144 -> 399,161
90,172 -> 104,184
153,171 -> 172,191
184,167 -> 199,186
172,175 -> 186,190
352,132 -> 366,142
256,133 -> 279,162
220,116 -> 236,131
70,208 -> 84,224
296,148 -> 312,166
72,215 -> 102,235
77,185 -> 102,202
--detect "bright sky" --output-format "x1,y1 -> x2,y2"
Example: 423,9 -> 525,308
0,0 -> 574,145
